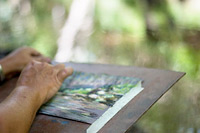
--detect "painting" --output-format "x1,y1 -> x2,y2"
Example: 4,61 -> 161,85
39,71 -> 142,124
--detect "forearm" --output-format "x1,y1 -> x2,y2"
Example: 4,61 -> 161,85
0,60 -> 72,132
0,86 -> 43,133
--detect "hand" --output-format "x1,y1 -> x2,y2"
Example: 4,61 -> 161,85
16,60 -> 73,104
0,61 -> 73,132
0,47 -> 51,76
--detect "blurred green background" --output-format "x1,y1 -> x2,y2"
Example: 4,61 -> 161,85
1,0 -> 200,132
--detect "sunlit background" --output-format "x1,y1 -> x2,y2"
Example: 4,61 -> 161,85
1,0 -> 200,132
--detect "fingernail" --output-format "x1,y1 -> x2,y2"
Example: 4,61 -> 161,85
66,67 -> 73,75
61,69 -> 68,77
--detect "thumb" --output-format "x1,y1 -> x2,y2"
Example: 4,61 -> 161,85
57,67 -> 73,82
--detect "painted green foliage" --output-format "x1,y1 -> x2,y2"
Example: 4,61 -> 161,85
40,71 -> 141,123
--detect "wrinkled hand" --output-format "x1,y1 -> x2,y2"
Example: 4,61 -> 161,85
16,61 -> 73,104
0,47 -> 51,75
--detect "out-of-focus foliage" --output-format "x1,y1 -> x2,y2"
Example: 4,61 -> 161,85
1,0 -> 200,132
89,0 -> 200,79
89,0 -> 200,132
0,0 -> 73,57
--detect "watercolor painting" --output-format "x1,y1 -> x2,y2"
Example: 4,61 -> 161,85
39,71 -> 142,124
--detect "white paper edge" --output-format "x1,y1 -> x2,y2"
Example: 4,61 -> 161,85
87,81 -> 144,133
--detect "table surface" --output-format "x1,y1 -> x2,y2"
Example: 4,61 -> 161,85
0,62 -> 185,133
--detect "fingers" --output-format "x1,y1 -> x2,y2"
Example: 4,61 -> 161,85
57,67 -> 73,82
54,64 -> 73,82
54,64 -> 65,70
27,60 -> 41,68
29,48 -> 42,56
30,60 -> 40,65
18,46 -> 41,56
27,60 -> 73,83
33,56 -> 51,63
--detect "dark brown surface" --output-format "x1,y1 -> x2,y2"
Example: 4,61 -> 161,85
0,62 -> 185,133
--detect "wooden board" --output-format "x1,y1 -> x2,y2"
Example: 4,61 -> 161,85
0,62 -> 185,133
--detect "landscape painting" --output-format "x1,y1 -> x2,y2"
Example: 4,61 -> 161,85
39,71 -> 142,124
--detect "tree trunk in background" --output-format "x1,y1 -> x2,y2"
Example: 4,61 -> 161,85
55,0 -> 95,62
141,0 -> 175,41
